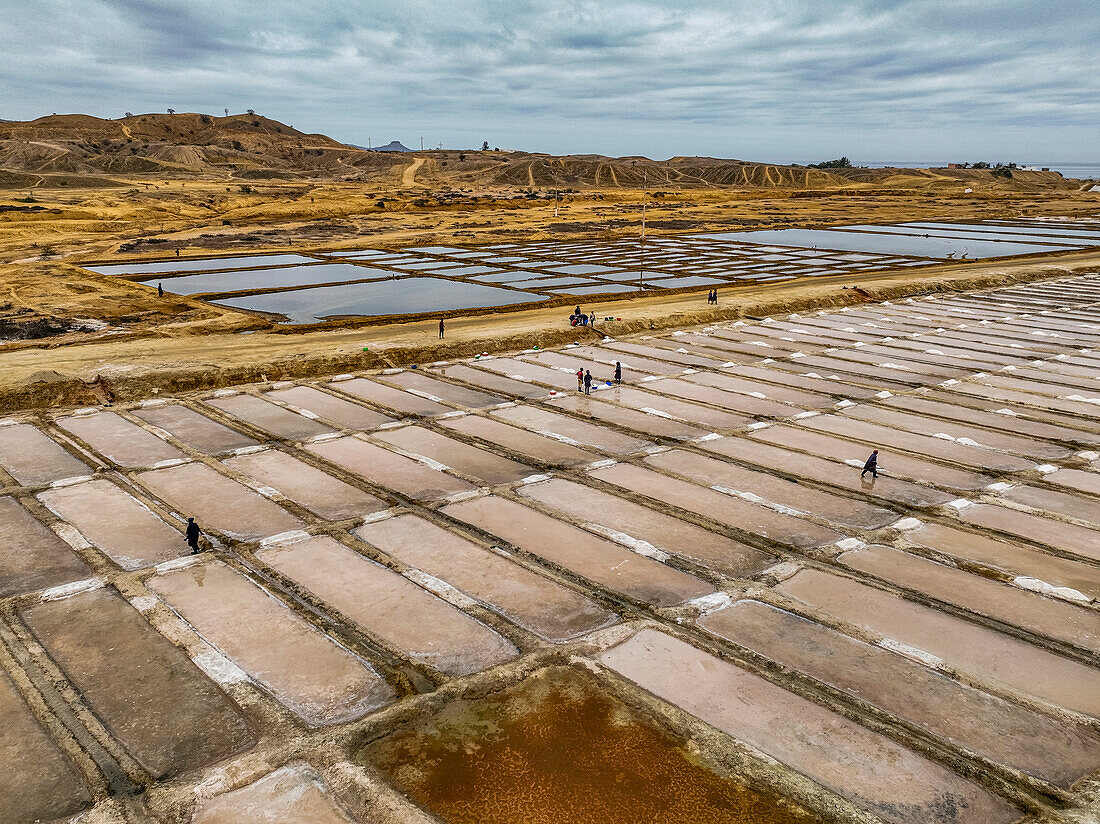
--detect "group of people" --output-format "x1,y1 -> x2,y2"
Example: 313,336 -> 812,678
706,289 -> 720,305
576,360 -> 622,394
569,305 -> 592,326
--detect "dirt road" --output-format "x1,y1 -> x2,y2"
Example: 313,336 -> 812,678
3,249 -> 1096,412
401,157 -> 425,187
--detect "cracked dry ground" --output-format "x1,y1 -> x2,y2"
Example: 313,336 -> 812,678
1,274 -> 1099,824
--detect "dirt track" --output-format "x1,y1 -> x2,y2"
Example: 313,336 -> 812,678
2,248 -> 1098,413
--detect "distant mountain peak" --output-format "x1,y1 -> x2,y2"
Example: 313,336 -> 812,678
366,140 -> 412,152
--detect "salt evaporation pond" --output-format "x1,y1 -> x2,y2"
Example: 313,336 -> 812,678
841,224 -> 1099,247
214,277 -> 548,324
87,254 -> 322,276
908,221 -> 1100,240
693,229 -> 1077,258
140,263 -> 394,295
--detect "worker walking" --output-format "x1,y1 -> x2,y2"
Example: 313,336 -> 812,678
861,450 -> 879,479
614,361 -> 622,384
438,318 -> 445,339
583,369 -> 593,395
185,517 -> 203,554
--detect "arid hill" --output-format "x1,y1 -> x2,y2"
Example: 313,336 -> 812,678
0,112 -> 1081,192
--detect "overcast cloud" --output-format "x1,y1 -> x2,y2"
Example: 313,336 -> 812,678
3,0 -> 1097,163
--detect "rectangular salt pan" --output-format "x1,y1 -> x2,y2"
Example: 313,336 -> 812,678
224,449 -> 387,520
214,277 -> 547,324
263,385 -> 396,429
87,254 -> 321,276
149,559 -> 392,725
205,394 -> 334,440
0,423 -> 90,485
0,496 -> 91,597
57,411 -> 185,468
442,495 -> 713,608
258,535 -> 516,676
133,404 -> 258,454
137,461 -> 303,541
354,514 -> 616,641
39,478 -> 185,569
144,263 -> 396,295
601,629 -> 1017,824
691,228 -> 1075,259
21,588 -> 255,777
0,668 -> 89,823
700,600 -> 1100,788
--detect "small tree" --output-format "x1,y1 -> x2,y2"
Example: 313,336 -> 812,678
167,108 -> 175,115
247,108 -> 255,116
808,156 -> 852,169
224,108 -> 229,117
124,111 -> 133,118
481,141 -> 489,151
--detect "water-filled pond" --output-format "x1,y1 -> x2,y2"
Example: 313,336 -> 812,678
214,277 -> 547,323
140,263 -> 394,295
546,283 -> 645,295
842,224 -> 1098,247
693,229 -> 1077,258
906,222 -> 1100,240
648,275 -> 727,288
87,254 -> 322,276
363,666 -> 821,824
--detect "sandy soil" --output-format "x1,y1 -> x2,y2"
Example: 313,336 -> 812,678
1,248 -> 1097,413
2,172 -> 1097,412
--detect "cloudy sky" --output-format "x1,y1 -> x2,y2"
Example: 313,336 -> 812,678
4,0 -> 1097,163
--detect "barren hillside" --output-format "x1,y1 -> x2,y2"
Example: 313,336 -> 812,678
0,112 -> 1081,193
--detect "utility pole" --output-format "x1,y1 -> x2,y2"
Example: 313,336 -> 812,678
368,137 -> 371,150
641,166 -> 647,240
420,136 -> 424,151
554,189 -> 559,218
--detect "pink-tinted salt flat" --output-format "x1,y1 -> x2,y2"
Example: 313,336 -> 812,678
39,478 -> 184,569
600,629 -> 1017,824
258,535 -> 516,676
355,514 -> 616,641
442,496 -> 714,607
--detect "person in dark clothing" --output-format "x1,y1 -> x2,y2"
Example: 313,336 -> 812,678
583,369 -> 593,395
614,361 -> 622,384
575,305 -> 582,317
185,517 -> 203,554
861,450 -> 879,479
438,318 -> 445,339
157,282 -> 164,297
712,288 -> 719,304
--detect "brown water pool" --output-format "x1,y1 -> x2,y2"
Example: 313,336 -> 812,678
363,666 -> 821,824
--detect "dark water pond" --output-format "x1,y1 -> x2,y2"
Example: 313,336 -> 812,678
214,276 -> 546,323
87,254 -> 321,276
693,229 -> 1076,259
141,263 -> 393,295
